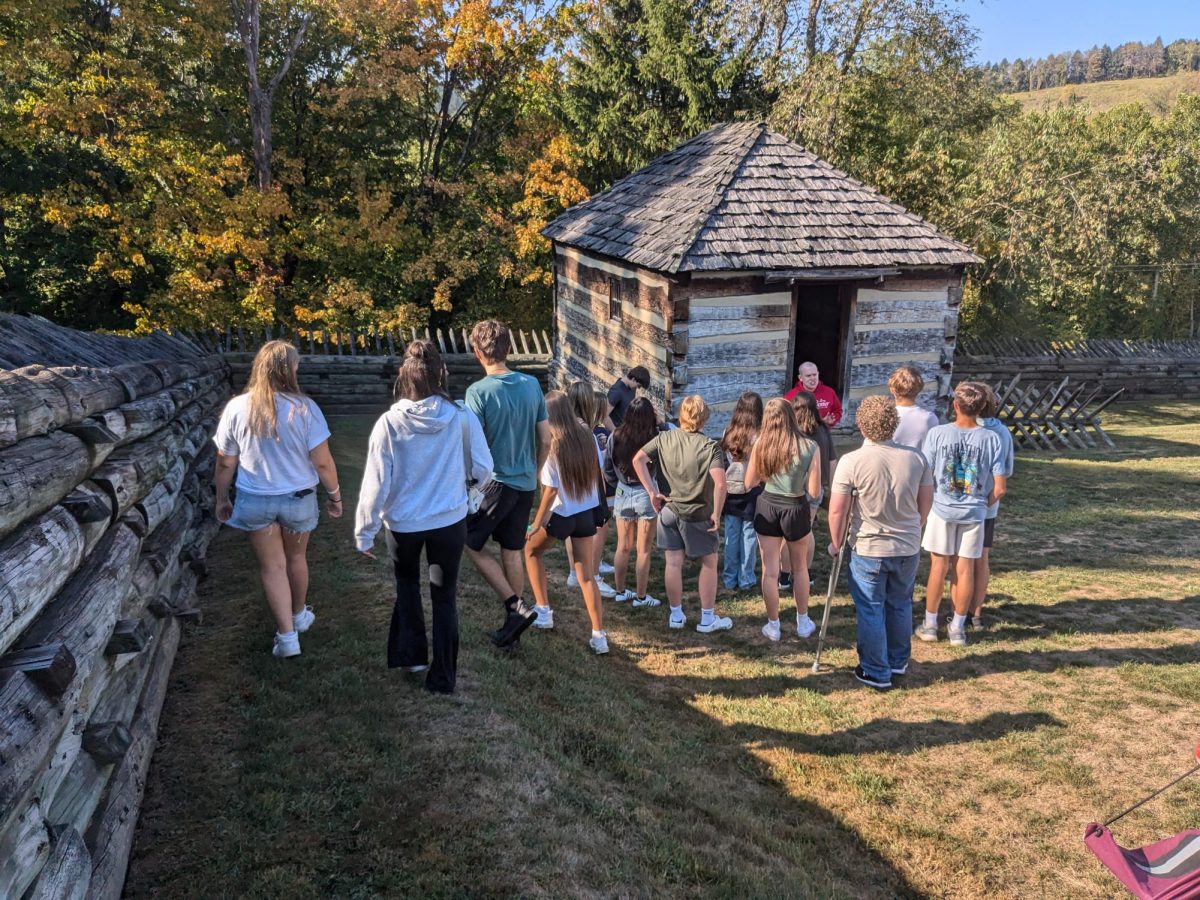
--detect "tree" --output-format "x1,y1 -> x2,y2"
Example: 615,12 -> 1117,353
557,0 -> 771,190
229,0 -> 314,191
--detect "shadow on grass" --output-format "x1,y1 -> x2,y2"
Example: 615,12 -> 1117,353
126,416 -> 926,899
980,594 -> 1200,640
727,711 -> 1064,756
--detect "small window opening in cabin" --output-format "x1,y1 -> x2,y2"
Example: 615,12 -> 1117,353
608,277 -> 622,320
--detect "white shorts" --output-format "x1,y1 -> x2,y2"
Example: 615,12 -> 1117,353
922,512 -> 986,559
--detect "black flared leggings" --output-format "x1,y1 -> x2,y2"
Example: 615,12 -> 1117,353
384,519 -> 466,693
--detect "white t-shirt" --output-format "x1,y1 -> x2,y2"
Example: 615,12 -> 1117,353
540,436 -> 602,517
214,393 -> 331,495
893,404 -> 939,450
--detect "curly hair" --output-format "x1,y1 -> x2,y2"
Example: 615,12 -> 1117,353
855,395 -> 900,442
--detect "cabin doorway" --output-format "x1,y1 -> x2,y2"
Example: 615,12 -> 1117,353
789,283 -> 852,397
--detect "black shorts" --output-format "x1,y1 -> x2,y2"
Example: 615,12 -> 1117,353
593,502 -> 611,527
983,517 -> 996,549
546,510 -> 599,540
465,482 -> 535,552
754,492 -> 812,542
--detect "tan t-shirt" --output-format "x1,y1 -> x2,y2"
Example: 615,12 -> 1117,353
831,439 -> 932,557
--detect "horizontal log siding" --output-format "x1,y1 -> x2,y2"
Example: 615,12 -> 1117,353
677,286 -> 792,436
556,247 -> 670,321
553,249 -> 673,408
556,291 -> 670,365
844,276 -> 960,426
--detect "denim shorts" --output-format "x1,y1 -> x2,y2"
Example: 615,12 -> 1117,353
614,482 -> 655,520
227,489 -> 320,533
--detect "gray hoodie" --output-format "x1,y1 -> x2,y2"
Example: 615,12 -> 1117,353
355,396 -> 493,550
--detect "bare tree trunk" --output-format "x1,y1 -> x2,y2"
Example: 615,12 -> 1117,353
804,0 -> 823,63
230,0 -> 311,192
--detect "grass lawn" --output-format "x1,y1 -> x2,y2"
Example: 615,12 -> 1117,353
126,401 -> 1200,899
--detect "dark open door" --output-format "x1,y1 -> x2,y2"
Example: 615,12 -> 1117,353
789,283 -> 854,397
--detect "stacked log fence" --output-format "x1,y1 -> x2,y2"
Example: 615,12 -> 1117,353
955,337 -> 1200,399
0,314 -> 230,898
218,326 -> 553,411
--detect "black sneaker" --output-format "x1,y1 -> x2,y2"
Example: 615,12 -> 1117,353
490,602 -> 537,648
854,665 -> 893,691
778,572 -> 793,591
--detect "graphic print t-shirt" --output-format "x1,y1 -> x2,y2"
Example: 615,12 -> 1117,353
920,424 -> 1004,523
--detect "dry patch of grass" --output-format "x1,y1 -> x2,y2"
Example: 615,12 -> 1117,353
1012,71 -> 1200,114
127,402 -> 1200,898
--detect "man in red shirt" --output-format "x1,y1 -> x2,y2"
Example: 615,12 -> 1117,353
784,361 -> 843,427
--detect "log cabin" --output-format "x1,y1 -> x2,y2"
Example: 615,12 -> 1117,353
541,121 -> 981,434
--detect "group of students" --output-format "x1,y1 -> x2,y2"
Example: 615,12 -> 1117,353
211,320 -> 1012,694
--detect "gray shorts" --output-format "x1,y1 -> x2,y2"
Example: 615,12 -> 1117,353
614,482 -> 655,520
227,489 -> 319,533
657,505 -> 718,558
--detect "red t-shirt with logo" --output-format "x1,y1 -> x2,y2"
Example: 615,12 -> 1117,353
783,381 -> 843,427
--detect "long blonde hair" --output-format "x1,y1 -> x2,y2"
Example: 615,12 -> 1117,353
755,397 -> 813,479
245,340 -> 304,438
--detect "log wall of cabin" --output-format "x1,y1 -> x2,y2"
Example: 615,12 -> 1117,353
846,271 -> 962,424
668,270 -> 961,435
551,246 -> 673,417
670,274 -> 792,437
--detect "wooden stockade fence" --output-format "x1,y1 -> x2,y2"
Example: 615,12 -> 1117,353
189,324 -> 553,359
988,373 -> 1124,451
219,326 -> 553,413
0,314 -> 229,898
957,337 -> 1200,400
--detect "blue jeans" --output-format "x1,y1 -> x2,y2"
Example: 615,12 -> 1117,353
723,516 -> 758,588
847,552 -> 920,682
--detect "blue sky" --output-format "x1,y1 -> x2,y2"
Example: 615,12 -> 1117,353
966,0 -> 1197,63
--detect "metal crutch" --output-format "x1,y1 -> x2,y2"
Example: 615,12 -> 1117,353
811,490 -> 856,674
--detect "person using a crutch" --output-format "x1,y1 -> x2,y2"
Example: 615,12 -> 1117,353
826,396 -> 933,690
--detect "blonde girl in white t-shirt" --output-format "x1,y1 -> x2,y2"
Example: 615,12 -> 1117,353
214,341 -> 342,658
524,391 -> 609,654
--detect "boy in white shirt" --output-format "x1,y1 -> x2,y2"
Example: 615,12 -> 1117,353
889,365 -> 939,450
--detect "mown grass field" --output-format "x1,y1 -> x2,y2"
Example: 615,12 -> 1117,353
126,402 -> 1200,898
1012,71 -> 1200,114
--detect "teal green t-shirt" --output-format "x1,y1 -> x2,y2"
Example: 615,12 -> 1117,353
465,371 -> 547,492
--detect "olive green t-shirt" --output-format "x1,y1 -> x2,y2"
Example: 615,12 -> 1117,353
641,429 -> 725,521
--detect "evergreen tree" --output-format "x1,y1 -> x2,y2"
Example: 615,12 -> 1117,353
557,0 -> 769,190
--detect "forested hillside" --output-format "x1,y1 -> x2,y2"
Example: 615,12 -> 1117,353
1,0 -> 1198,341
987,37 -> 1200,92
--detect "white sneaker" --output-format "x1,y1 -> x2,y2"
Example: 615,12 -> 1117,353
948,624 -> 968,647
589,632 -> 610,655
614,589 -> 635,603
567,571 -> 579,588
293,606 -> 315,633
696,615 -> 733,634
533,606 -> 554,629
632,593 -> 661,608
400,665 -> 428,673
669,611 -> 687,629
594,576 -> 616,598
598,561 -> 615,575
762,620 -> 781,642
795,613 -> 816,638
272,632 -> 300,658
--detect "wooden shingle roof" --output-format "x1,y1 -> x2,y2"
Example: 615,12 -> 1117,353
542,121 -> 981,274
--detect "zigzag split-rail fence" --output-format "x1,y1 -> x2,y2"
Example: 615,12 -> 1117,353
0,314 -> 229,898
956,337 -> 1200,450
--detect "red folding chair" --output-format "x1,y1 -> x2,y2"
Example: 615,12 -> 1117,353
1085,744 -> 1200,899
